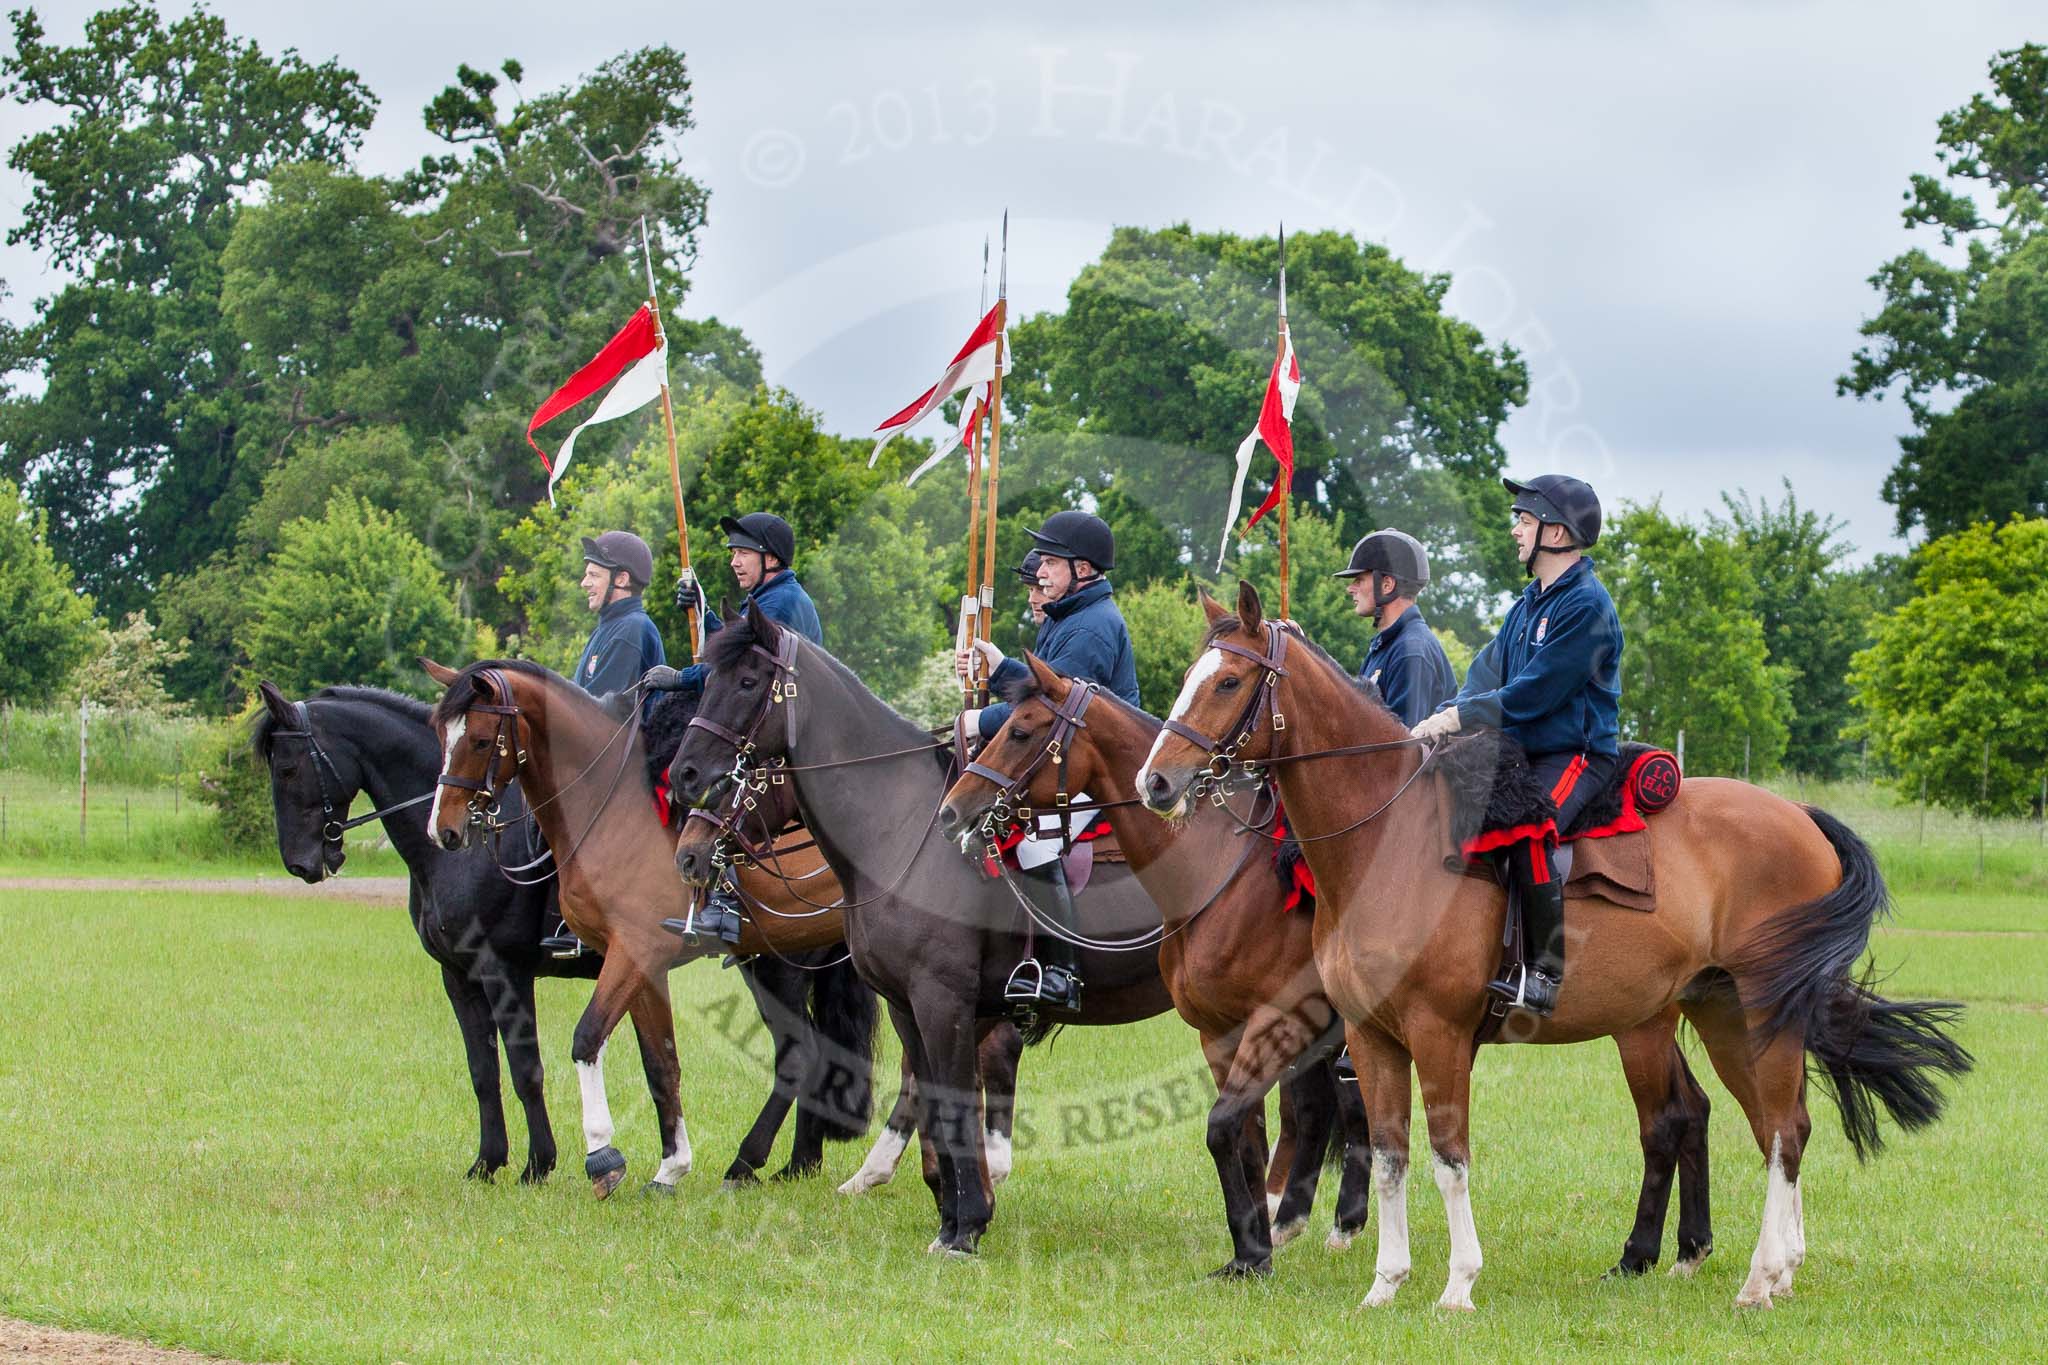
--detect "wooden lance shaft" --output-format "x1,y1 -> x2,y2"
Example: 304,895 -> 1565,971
961,439 -> 984,707
974,302 -> 1009,706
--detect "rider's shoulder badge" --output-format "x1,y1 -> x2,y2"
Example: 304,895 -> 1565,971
1369,668 -> 1383,685
1535,616 -> 1549,644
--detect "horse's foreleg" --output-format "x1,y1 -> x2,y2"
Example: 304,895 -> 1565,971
1266,1083 -> 1299,1219
625,984 -> 691,1193
1351,1025 -> 1415,1309
569,953 -> 643,1198
1199,1028 -> 1274,1279
1272,1062 -> 1340,1248
912,1000 -> 987,1255
439,962 -> 508,1181
726,960 -> 807,1187
1409,1020 -> 1482,1311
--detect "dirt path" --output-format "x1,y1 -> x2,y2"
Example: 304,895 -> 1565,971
0,1316 -> 256,1363
0,875 -> 408,904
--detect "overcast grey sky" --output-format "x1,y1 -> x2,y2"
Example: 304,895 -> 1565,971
3,1 -> 2038,559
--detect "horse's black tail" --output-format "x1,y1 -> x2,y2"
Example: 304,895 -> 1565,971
808,954 -> 879,1142
1732,805 -> 1974,1161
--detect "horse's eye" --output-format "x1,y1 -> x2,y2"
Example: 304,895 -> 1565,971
739,675 -> 758,691
1008,728 -> 1034,745
1218,675 -> 1242,692
471,736 -> 490,751
277,764 -> 298,778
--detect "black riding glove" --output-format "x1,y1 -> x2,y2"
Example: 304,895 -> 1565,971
673,576 -> 703,613
642,665 -> 683,691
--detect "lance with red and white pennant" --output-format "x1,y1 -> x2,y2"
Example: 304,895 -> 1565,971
1216,225 -> 1302,615
973,212 -> 1011,704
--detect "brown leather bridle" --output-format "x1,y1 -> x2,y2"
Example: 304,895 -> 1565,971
960,678 -> 1101,860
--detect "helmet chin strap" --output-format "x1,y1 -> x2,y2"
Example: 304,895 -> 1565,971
1369,574 -> 1398,626
1522,526 -> 1576,578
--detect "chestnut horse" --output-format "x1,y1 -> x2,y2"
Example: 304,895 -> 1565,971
1137,584 -> 1971,1310
937,653 -> 1716,1279
425,658 -> 882,1195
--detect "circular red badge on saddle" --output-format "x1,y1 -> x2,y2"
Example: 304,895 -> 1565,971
1630,750 -> 1682,814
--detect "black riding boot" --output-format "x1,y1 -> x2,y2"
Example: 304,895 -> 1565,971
1004,860 -> 1084,1013
1486,840 -> 1566,1017
539,918 -> 585,960
662,884 -> 744,948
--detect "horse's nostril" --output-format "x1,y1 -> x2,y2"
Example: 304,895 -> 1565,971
676,766 -> 699,794
438,828 -> 461,852
1145,771 -> 1173,803
937,806 -> 959,834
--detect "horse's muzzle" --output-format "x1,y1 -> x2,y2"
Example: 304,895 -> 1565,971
675,840 -> 714,888
437,827 -> 464,852
1140,766 -> 1192,817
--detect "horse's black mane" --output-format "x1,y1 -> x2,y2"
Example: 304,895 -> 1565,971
709,612 -> 948,772
252,684 -> 434,756
427,658 -> 583,729
996,669 -> 1164,728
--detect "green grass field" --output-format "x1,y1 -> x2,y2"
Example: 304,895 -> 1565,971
0,879 -> 2042,1363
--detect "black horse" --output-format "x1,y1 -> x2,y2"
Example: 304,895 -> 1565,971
667,608 -> 1187,1254
253,680 -> 875,1185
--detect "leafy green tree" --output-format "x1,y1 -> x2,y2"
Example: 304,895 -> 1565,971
1002,224 -> 1527,636
72,612 -> 190,713
1117,579 -> 1209,715
1602,504 -> 1790,776
0,3 -> 376,605
806,484 -> 950,703
153,555 -> 254,716
0,475 -> 99,703
240,496 -> 469,698
1840,44 -> 2048,537
1227,505 -> 1379,674
1711,482 -> 1881,776
1850,517 -> 2048,815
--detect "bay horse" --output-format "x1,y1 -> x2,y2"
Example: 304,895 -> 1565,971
421,659 -> 883,1195
1137,583 -> 1972,1310
256,678 -> 876,1189
934,654 -> 1371,1276
936,653 -> 1718,1278
664,604 -> 1191,1255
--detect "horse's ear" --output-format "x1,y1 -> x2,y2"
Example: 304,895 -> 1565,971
420,658 -> 460,687
719,595 -> 737,620
1235,579 -> 1265,636
750,601 -> 784,647
1199,588 -> 1230,628
256,679 -> 297,727
1025,651 -> 1068,700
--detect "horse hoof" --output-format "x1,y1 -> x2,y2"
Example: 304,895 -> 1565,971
1270,1217 -> 1308,1250
1209,1258 -> 1273,1280
1670,1247 -> 1712,1279
465,1157 -> 501,1182
642,1180 -> 676,1197
772,1162 -> 821,1183
1325,1228 -> 1357,1253
1603,1258 -> 1651,1280
585,1145 -> 626,1200
518,1158 -> 553,1186
926,1237 -> 977,1259
719,1176 -> 759,1194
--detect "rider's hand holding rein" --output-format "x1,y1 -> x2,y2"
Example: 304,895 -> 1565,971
1410,708 -> 1462,742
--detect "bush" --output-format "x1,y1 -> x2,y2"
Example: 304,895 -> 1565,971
190,706 -> 275,853
0,704 -> 210,785
240,494 -> 471,698
0,475 -> 98,705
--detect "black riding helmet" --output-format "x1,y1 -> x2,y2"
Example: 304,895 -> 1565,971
580,530 -> 654,588
1013,549 -> 1045,587
1027,510 -> 1115,573
1333,528 -> 1431,585
719,512 -> 796,567
1504,474 -> 1602,549
1334,528 -> 1430,625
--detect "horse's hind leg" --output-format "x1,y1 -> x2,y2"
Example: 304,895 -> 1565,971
1407,1020 -> 1483,1312
1326,1056 -> 1372,1251
839,1054 -> 916,1195
496,968 -> 556,1184
1271,1065 -> 1337,1250
1608,1011 -> 1698,1277
1671,1047 -> 1715,1275
625,984 -> 692,1193
439,962 -> 509,1181
724,959 -> 807,1186
1682,994 -> 1808,1309
1350,1025 -> 1415,1308
978,1022 -> 1023,1187
1266,1083 -> 1298,1221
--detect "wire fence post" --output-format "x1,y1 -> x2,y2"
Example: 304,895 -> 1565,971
78,695 -> 89,847
1978,741 -> 1990,881
1743,733 -> 1751,783
1918,773 -> 1928,844
1676,729 -> 1685,774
